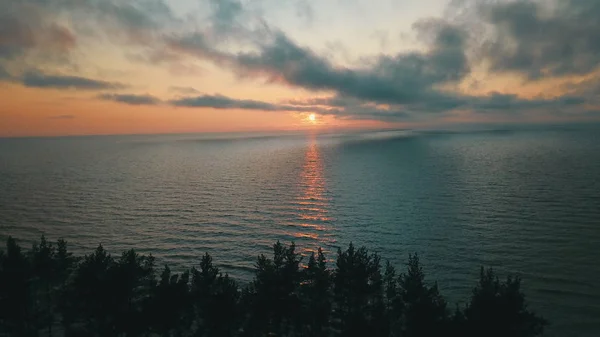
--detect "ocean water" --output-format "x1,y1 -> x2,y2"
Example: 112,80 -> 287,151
0,127 -> 599,336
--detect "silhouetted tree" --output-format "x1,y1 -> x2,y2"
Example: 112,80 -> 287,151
147,265 -> 192,337
463,267 -> 547,337
54,238 -> 78,335
299,248 -> 331,336
397,254 -> 448,337
383,261 -> 403,337
110,249 -> 156,337
30,235 -> 57,336
0,236 -> 551,337
68,244 -> 114,336
244,241 -> 302,336
333,243 -> 386,337
191,253 -> 240,337
0,237 -> 33,336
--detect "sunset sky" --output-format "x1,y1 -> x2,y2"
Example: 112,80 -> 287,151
1,0 -> 599,137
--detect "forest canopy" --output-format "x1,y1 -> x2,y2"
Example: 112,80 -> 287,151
0,236 -> 547,337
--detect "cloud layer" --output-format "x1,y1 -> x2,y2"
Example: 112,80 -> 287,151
22,72 -> 124,90
1,0 -> 599,124
483,0 -> 600,79
98,93 -> 161,105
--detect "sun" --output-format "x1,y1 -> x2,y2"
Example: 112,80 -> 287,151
308,113 -> 316,122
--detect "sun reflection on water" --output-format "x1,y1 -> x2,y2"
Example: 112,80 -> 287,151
291,138 -> 336,254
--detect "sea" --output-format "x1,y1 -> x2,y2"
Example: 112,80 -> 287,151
0,125 -> 599,336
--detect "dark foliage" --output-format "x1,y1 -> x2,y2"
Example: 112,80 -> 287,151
0,236 -> 547,337
462,267 -> 548,337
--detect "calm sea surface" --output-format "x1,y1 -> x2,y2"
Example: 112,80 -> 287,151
1,127 -> 599,336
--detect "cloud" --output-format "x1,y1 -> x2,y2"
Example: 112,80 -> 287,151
0,13 -> 35,60
2,0 -> 599,125
209,0 -> 243,33
168,21 -> 469,107
164,3 -> 599,122
295,0 -> 314,24
22,71 -> 125,90
481,0 -> 600,79
0,0 -> 175,87
171,94 -> 294,111
169,86 -> 200,94
98,93 -> 162,105
169,93 -> 346,115
48,114 -> 75,120
0,3 -> 77,61
0,65 -> 10,80
166,23 -> 499,117
88,87 -> 593,122
94,91 -> 338,114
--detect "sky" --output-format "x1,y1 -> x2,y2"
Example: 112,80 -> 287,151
0,0 -> 599,137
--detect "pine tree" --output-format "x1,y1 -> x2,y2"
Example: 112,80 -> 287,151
110,249 -> 155,337
191,253 -> 240,336
463,267 -> 547,337
382,261 -> 403,337
31,235 -> 57,336
147,265 -> 192,337
333,243 -> 385,337
0,236 -> 551,337
69,244 -> 114,336
54,238 -> 78,335
245,241 -> 302,336
397,254 -> 448,337
0,237 -> 33,336
300,248 -> 331,336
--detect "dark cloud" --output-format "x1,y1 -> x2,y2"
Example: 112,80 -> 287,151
167,17 -> 596,120
169,94 -> 338,114
0,2 -> 77,61
171,94 -> 286,111
482,0 -> 600,79
94,90 -> 337,113
169,86 -> 200,94
0,65 -> 10,80
168,23 -> 469,110
287,90 -> 589,121
0,13 -> 35,60
22,71 -> 124,90
48,114 -> 75,120
168,18 -> 470,109
284,96 -> 356,108
170,92 -> 407,120
41,0 -> 175,40
0,0 -> 175,88
209,0 -> 243,32
562,76 -> 600,100
98,93 -> 161,105
92,87 -> 588,122
468,93 -> 585,112
2,0 -> 598,123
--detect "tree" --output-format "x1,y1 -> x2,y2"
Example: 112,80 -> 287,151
0,237 -> 33,336
68,244 -> 114,336
299,248 -> 331,336
463,267 -> 547,337
383,261 -> 403,337
146,265 -> 192,337
333,243 -> 386,337
397,254 -> 448,337
191,253 -> 240,337
244,241 -> 302,336
0,236 -> 551,337
110,249 -> 156,337
31,235 -> 57,336
54,238 -> 78,335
